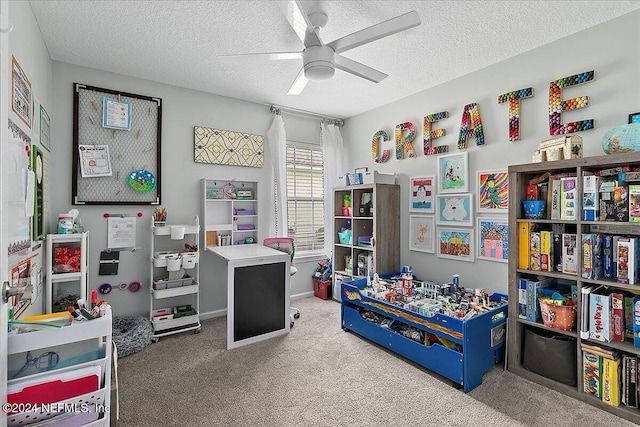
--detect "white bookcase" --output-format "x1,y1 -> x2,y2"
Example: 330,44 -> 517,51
46,232 -> 88,313
202,178 -> 258,249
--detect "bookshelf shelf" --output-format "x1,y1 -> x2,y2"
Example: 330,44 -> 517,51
508,151 -> 640,424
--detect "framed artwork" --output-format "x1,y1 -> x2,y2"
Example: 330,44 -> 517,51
194,126 -> 264,168
437,152 -> 469,193
436,193 -> 473,226
409,215 -> 435,253
630,112 -> 640,124
409,176 -> 435,213
40,105 -> 51,151
11,55 -> 32,129
73,83 -> 162,205
437,227 -> 475,262
477,217 -> 509,263
477,169 -> 509,212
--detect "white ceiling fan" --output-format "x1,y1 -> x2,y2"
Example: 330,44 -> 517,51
221,0 -> 421,95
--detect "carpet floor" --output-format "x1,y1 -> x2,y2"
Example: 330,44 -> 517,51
113,296 -> 636,426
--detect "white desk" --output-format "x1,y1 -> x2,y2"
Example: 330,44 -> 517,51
208,244 -> 290,349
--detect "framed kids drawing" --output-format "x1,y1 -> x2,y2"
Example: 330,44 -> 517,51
476,217 -> 509,263
436,193 -> 473,226
437,152 -> 468,194
409,176 -> 435,213
477,169 -> 509,212
437,228 -> 474,262
409,215 -> 435,253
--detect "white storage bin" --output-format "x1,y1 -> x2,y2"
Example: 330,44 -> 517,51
166,256 -> 182,271
153,251 -> 178,267
182,252 -> 199,269
362,171 -> 396,185
152,313 -> 175,323
170,225 -> 185,239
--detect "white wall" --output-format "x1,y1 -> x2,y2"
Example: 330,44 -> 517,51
5,1 -> 53,316
50,62 -> 323,317
341,10 -> 640,294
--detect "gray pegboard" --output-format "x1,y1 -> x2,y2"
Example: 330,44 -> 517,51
72,84 -> 161,204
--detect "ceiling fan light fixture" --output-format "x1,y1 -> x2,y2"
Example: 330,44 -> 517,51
302,45 -> 335,81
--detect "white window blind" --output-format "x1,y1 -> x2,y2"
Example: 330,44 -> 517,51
286,142 -> 324,252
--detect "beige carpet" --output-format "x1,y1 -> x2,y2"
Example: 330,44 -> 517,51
114,297 -> 635,426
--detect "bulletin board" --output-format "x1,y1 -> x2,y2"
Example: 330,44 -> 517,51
72,83 -> 162,205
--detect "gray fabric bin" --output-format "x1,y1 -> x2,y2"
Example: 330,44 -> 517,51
523,326 -> 577,386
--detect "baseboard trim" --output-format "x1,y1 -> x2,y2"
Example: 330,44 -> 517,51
198,292 -> 313,321
199,308 -> 227,320
292,291 -> 314,300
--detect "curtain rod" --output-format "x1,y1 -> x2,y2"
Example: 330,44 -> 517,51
270,104 -> 344,127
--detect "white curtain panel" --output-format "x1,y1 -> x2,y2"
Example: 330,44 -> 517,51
266,114 -> 287,237
321,122 -> 346,252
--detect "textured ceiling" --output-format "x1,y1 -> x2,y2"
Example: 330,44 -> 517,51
29,1 -> 640,119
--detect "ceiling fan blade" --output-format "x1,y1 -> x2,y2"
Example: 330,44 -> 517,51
217,52 -> 302,63
287,0 -> 322,47
327,10 -> 420,54
287,68 -> 309,95
286,0 -> 309,44
334,55 -> 387,83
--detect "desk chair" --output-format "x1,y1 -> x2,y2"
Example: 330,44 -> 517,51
262,237 -> 300,327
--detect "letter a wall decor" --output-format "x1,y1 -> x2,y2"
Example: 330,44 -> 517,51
194,126 -> 264,168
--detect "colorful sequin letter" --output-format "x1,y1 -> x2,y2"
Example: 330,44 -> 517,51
395,122 -> 417,159
371,130 -> 390,163
497,87 -> 534,141
423,111 -> 449,155
548,70 -> 595,135
457,103 -> 485,149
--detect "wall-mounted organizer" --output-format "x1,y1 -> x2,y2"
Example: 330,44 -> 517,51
149,216 -> 201,339
72,83 -> 162,205
46,232 -> 88,313
201,178 -> 258,249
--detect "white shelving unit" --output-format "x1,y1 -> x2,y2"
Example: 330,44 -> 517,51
202,178 -> 258,249
149,216 -> 201,339
6,313 -> 112,426
46,232 -> 88,313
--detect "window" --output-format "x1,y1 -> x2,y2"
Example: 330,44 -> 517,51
286,142 -> 324,253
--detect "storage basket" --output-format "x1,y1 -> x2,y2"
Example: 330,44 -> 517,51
338,231 -> 352,245
182,252 -> 199,269
538,298 -> 577,331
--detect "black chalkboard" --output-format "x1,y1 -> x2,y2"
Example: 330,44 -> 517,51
233,262 -> 286,342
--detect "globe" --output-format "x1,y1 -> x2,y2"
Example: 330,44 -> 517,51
602,123 -> 640,154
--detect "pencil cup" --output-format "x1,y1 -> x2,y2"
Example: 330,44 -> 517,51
170,226 -> 185,240
166,256 -> 182,271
